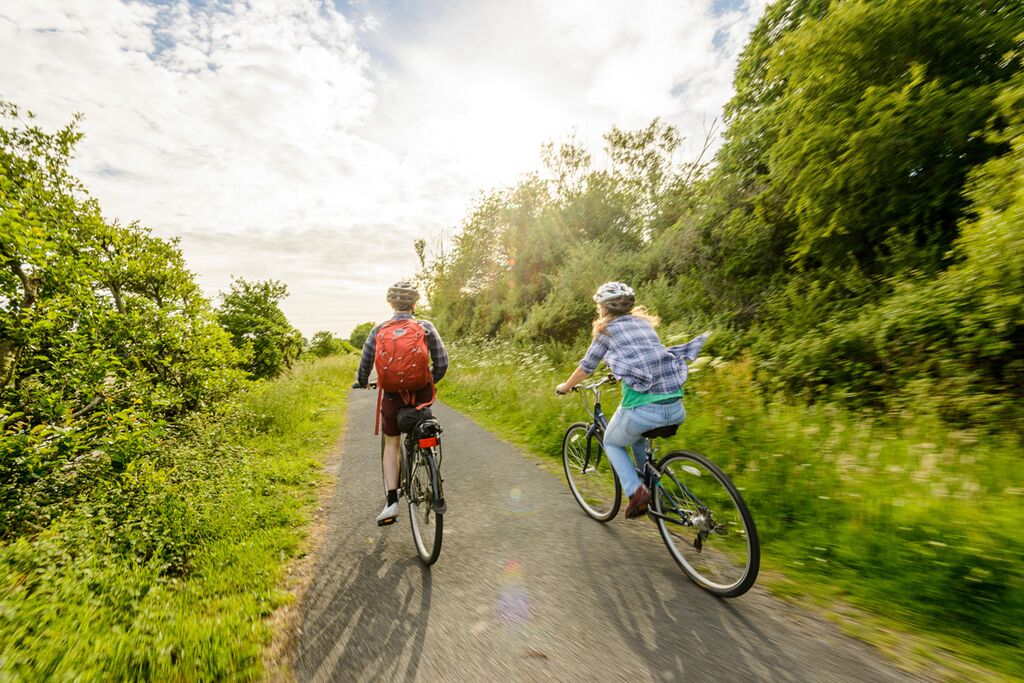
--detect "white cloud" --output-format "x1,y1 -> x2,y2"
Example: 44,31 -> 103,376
1,0 -> 768,337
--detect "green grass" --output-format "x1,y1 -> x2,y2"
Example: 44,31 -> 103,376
439,339 -> 1024,680
0,355 -> 358,681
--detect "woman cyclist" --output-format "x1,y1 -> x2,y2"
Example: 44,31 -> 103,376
556,282 -> 708,519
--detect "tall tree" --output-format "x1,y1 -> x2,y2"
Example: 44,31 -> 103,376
217,278 -> 302,380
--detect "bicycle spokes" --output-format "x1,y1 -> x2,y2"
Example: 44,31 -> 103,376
653,451 -> 759,597
562,422 -> 621,522
408,447 -> 443,565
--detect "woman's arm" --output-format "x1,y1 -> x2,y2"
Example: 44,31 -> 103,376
556,366 -> 590,394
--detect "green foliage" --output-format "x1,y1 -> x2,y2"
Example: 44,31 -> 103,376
762,0 -> 1020,272
1,103 -> 247,540
418,5 -> 1024,672
308,330 -> 356,358
347,320 -> 375,351
420,4 -> 1024,429
425,119 -> 705,342
217,278 -> 303,380
0,356 -> 358,680
438,341 -> 1023,678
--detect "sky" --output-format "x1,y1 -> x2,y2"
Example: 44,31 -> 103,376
1,0 -> 769,337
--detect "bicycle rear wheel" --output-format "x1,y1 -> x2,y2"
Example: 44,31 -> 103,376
562,422 -> 621,522
653,450 -> 759,597
407,446 -> 443,565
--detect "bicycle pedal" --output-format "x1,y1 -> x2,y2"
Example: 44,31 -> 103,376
377,516 -> 398,527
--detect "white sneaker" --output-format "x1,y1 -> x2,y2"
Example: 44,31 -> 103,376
376,501 -> 399,526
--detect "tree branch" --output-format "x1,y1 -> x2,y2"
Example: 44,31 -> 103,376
69,394 -> 103,420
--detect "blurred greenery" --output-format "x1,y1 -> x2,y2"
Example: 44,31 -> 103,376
1,101 -> 358,679
421,1 -> 1024,429
1,102 -> 248,540
439,340 -> 1023,678
419,1 -> 1024,677
0,355 -> 358,680
347,321 -> 375,351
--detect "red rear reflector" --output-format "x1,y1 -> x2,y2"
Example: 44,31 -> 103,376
418,437 -> 438,448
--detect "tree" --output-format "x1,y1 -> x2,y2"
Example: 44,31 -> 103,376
308,330 -> 354,357
217,278 -> 302,380
762,0 -> 1022,273
348,321 -> 375,350
1,102 -> 246,537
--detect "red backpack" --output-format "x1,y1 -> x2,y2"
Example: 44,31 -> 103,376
373,319 -> 435,434
374,319 -> 433,392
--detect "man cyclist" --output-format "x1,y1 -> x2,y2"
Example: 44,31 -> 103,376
352,281 -> 448,525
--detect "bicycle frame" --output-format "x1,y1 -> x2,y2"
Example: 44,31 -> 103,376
574,378 -> 610,475
403,429 -> 445,515
575,376 -> 705,529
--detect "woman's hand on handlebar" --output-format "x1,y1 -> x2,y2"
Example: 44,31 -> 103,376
555,382 -> 575,395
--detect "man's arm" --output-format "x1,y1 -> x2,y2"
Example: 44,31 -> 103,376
422,321 -> 448,383
355,325 -> 380,386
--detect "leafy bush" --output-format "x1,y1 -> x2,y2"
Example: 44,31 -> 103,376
347,321 -> 375,350
217,278 -> 303,380
1,103 -> 247,540
0,356 -> 358,680
307,330 -> 356,358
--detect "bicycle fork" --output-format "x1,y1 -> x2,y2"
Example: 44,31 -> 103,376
582,424 -> 604,473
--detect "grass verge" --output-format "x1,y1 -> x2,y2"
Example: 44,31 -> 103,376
0,355 -> 357,681
439,339 -> 1023,681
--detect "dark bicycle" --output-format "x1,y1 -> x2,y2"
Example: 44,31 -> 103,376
562,375 -> 760,597
380,408 -> 446,565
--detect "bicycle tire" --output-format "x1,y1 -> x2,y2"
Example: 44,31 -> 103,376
562,422 -> 621,522
407,445 -> 443,565
653,450 -> 759,597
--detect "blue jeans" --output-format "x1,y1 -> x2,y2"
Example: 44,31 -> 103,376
603,401 -> 685,496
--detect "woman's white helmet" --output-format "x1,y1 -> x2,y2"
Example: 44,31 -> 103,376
593,281 -> 635,314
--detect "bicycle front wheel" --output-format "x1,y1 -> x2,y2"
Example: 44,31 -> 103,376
562,422 -> 621,522
407,447 -> 443,565
653,450 -> 759,597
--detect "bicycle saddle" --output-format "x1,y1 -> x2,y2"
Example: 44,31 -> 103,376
416,418 -> 442,437
642,423 -> 680,439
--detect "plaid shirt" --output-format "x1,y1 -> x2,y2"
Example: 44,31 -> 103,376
579,316 -> 708,394
357,313 -> 449,386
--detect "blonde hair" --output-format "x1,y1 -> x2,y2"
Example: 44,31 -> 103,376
592,305 -> 660,338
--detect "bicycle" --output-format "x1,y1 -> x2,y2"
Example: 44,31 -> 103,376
561,375 -> 760,597
378,404 -> 446,566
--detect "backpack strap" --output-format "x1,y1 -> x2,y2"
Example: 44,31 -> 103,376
377,384 -> 435,437
414,384 -> 436,411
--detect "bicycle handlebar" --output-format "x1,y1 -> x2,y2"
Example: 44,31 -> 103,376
556,373 -> 617,396
576,374 -> 617,391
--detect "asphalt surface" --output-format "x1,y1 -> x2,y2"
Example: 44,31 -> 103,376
293,390 -> 923,682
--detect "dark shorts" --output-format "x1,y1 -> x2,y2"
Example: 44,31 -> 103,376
380,385 -> 434,437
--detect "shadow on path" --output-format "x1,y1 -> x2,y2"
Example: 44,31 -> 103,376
573,514 -> 804,682
294,531 -> 432,683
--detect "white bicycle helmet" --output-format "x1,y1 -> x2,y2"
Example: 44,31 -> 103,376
593,281 -> 635,314
387,280 -> 420,309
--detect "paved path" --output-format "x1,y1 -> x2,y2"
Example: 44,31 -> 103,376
293,391 -> 923,682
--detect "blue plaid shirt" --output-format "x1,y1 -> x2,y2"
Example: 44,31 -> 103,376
579,316 -> 708,394
357,313 -> 449,386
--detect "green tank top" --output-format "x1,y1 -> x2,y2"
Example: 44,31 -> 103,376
621,384 -> 683,408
